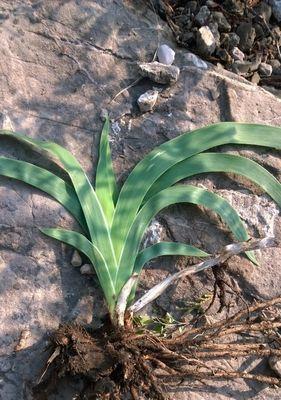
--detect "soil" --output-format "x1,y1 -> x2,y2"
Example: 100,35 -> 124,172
33,296 -> 281,400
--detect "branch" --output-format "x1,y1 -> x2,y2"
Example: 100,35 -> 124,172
128,237 -> 278,314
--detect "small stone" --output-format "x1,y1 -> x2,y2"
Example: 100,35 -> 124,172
186,1 -> 198,14
211,11 -> 231,32
268,59 -> 281,75
269,0 -> 281,22
259,62 -> 273,76
197,26 -> 216,56
269,355 -> 281,377
138,62 -> 180,84
223,0 -> 245,16
208,22 -> 220,46
181,31 -> 195,45
184,52 -> 208,69
236,22 -> 256,52
157,44 -> 175,65
71,250 -> 82,267
137,90 -> 158,112
80,264 -> 94,275
232,60 -> 252,75
195,6 -> 211,26
221,32 -> 240,50
216,48 -> 231,63
251,72 -> 260,85
232,46 -> 245,61
254,2 -> 272,23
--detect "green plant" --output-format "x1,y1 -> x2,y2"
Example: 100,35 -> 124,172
0,120 -> 280,325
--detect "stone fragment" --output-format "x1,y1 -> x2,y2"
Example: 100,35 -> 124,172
221,32 -> 240,50
268,59 -> 281,75
208,22 -> 220,46
80,264 -> 94,275
137,90 -> 158,112
269,0 -> 281,22
71,250 -> 82,267
195,6 -> 211,26
255,2 -> 272,23
186,1 -> 198,13
269,356 -> 281,377
232,46 -> 245,61
184,52 -> 208,69
157,44 -> 175,65
259,62 -> 273,76
251,72 -> 260,85
216,48 -> 231,63
223,0 -> 245,16
232,60 -> 252,74
138,62 -> 180,84
236,22 -> 256,52
196,26 -> 216,56
211,11 -> 231,32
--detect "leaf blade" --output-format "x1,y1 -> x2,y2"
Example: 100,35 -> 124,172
95,117 -> 118,225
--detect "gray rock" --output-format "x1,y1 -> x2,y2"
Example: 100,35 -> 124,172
269,356 -> 281,377
197,26 -> 217,56
232,46 -> 245,61
236,22 -> 256,52
223,0 -> 245,16
269,0 -> 281,22
184,52 -> 208,69
268,59 -> 281,75
221,32 -> 240,50
137,90 -> 158,112
186,1 -> 198,14
138,61 -> 180,84
80,264 -> 94,275
211,11 -> 231,32
208,22 -> 220,46
251,71 -> 260,85
195,6 -> 211,26
71,250 -> 82,267
157,44 -> 175,65
254,2 -> 272,23
259,62 -> 273,76
232,60 -> 252,75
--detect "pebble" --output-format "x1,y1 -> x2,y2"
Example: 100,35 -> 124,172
236,22 -> 256,52
232,47 -> 245,61
184,52 -> 208,69
223,0 -> 245,16
71,250 -> 82,267
259,62 -> 273,76
268,59 -> 281,75
211,11 -> 231,32
195,6 -> 210,26
80,264 -> 94,275
251,72 -> 260,85
269,0 -> 281,22
269,355 -> 281,377
197,26 -> 216,56
254,2 -> 272,23
137,90 -> 158,112
232,60 -> 252,75
157,44 -> 175,65
138,62 -> 180,84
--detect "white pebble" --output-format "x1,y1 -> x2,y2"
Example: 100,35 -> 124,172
137,90 -> 158,112
80,264 -> 94,275
157,44 -> 175,65
71,250 -> 82,267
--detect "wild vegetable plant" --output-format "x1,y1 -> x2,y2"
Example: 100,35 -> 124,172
0,120 -> 280,326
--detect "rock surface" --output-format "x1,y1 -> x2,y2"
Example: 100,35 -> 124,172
0,1 -> 280,400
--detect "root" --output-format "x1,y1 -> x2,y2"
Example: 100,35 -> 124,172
34,296 -> 281,399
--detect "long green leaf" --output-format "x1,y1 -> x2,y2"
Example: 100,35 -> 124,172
111,123 -> 281,264
41,228 -> 116,312
134,242 -> 209,274
0,130 -> 117,279
145,153 -> 281,204
95,117 -> 118,225
0,157 -> 87,232
116,184 -> 255,291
